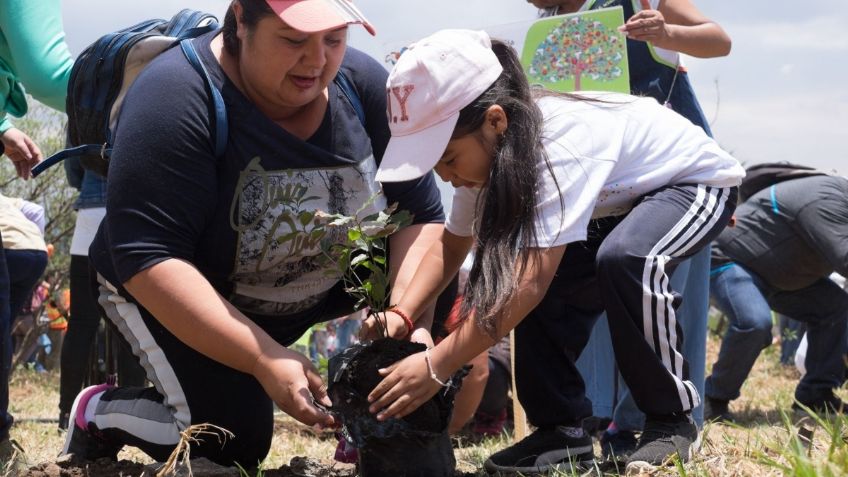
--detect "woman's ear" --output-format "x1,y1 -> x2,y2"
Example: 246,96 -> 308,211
233,1 -> 246,41
484,105 -> 509,137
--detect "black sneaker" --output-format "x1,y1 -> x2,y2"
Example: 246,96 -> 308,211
600,428 -> 638,463
625,414 -> 698,473
483,426 -> 594,475
61,384 -> 121,460
704,397 -> 735,423
792,393 -> 847,416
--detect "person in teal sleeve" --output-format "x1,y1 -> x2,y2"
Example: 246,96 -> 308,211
0,0 -> 72,464
0,0 -> 73,180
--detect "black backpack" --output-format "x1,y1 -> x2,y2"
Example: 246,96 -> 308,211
738,162 -> 830,202
34,9 -> 367,179
33,9 -> 220,177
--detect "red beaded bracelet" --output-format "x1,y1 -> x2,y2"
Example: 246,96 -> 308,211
387,305 -> 414,340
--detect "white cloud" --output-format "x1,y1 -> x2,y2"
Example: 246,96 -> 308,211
725,16 -> 848,52
706,91 -> 847,174
779,64 -> 795,75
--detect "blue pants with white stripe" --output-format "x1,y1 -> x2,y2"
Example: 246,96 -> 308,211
89,275 -> 337,466
515,184 -> 737,427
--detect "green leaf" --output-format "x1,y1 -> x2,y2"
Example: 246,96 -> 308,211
298,211 -> 315,227
348,229 -> 362,242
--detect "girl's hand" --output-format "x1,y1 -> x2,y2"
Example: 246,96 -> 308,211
359,310 -> 410,341
252,346 -> 335,428
1,128 -> 42,179
618,7 -> 670,45
367,351 -> 444,420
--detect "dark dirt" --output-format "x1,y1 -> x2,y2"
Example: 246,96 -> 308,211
21,456 -> 479,476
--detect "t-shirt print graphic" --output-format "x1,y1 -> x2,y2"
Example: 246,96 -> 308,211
229,156 -> 385,316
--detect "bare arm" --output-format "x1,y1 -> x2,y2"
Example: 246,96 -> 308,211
621,0 -> 731,58
367,243 -> 567,419
123,258 -> 334,426
361,227 -> 471,342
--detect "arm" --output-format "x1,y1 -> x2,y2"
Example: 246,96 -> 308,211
621,0 -> 731,58
360,227 -> 470,341
0,0 -> 73,111
124,258 -> 334,426
367,243 -> 567,420
795,195 -> 848,278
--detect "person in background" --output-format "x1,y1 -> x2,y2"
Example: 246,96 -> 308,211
0,0 -> 72,461
62,0 -> 443,468
704,176 -> 848,422
527,0 -> 731,460
0,194 -> 49,459
365,29 -> 742,473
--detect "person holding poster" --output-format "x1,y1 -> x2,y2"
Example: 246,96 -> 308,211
528,0 -> 731,461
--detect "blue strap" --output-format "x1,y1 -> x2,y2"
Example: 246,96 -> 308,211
709,262 -> 736,277
334,69 -> 366,126
180,40 -> 228,157
769,185 -> 780,214
32,145 -> 109,177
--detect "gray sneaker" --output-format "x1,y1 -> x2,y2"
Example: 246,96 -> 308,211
625,414 -> 699,473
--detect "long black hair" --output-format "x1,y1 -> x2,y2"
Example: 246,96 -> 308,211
454,39 -> 553,338
221,0 -> 275,57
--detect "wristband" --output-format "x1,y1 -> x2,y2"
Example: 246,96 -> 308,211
387,305 -> 414,340
424,348 -> 450,388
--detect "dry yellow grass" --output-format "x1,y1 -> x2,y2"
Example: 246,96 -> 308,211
5,333 -> 847,476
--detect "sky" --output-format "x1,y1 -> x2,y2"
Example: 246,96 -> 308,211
61,0 -> 846,178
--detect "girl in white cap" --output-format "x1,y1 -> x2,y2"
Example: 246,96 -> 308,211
366,28 -> 743,474
61,0 -> 445,467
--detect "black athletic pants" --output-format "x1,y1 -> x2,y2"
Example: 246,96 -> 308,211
515,184 -> 736,427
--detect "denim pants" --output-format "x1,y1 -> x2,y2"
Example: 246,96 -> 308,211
576,247 -> 710,430
706,264 -> 848,404
704,264 -> 773,401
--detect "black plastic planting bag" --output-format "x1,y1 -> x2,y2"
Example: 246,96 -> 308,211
328,338 -> 468,477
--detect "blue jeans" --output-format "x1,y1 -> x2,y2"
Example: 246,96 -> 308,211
706,264 -> 848,404
576,246 -> 710,429
704,264 -> 773,401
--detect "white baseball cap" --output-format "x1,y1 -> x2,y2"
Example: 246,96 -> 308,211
375,29 -> 503,183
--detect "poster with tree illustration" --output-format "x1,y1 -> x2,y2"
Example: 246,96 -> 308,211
521,7 -> 629,92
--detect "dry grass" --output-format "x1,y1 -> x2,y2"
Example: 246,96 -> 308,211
6,334 -> 848,476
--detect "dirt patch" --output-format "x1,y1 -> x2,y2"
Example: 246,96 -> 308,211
22,456 -> 478,477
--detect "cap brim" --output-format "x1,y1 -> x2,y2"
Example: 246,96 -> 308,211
376,111 -> 459,183
268,0 -> 376,36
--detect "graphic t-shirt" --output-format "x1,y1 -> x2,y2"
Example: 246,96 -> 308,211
90,31 -> 443,321
446,93 -> 743,247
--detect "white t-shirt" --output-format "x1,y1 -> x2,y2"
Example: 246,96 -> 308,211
446,93 -> 745,247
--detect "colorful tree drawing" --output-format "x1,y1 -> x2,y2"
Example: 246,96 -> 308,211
527,16 -> 623,91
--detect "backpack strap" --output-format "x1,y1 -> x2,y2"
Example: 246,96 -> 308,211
334,69 -> 366,127
33,145 -> 106,176
180,40 -> 228,157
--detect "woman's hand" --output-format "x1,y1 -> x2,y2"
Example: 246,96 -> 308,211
619,6 -> 670,45
367,350 -> 445,421
1,128 -> 42,179
359,309 -> 411,341
252,346 -> 335,428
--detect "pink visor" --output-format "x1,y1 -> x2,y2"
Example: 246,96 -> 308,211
266,0 -> 376,36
